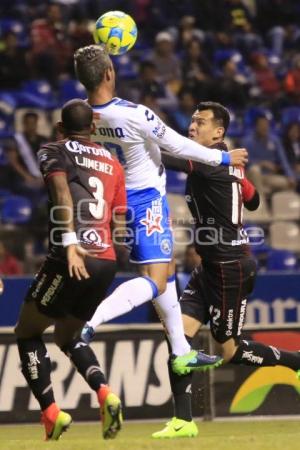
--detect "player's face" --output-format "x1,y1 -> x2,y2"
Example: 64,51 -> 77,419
188,110 -> 224,147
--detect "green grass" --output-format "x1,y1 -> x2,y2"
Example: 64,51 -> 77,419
0,420 -> 299,450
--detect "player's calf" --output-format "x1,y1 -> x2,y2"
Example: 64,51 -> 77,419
229,339 -> 300,371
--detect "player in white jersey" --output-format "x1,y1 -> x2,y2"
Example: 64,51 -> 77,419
74,45 -> 248,374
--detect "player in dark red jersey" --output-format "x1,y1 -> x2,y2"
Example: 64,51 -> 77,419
153,102 -> 300,438
14,99 -> 126,441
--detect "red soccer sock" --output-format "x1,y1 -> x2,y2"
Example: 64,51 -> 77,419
97,384 -> 111,407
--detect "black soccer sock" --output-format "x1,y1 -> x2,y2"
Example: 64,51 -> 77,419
230,340 -> 300,371
17,337 -> 55,410
167,335 -> 193,422
61,339 -> 107,391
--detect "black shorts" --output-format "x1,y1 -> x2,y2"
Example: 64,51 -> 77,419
25,256 -> 117,321
180,257 -> 257,343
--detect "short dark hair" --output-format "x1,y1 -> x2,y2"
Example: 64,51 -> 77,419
61,99 -> 93,132
196,101 -> 230,136
74,45 -> 111,91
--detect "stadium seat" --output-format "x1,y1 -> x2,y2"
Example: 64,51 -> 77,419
0,92 -> 16,137
281,107 -> 300,126
15,108 -> 52,138
271,190 -> 300,221
0,116 -> 14,138
112,54 -> 137,80
58,79 -> 86,104
166,170 -> 187,195
0,19 -> 29,47
0,195 -> 32,224
243,196 -> 272,223
270,221 -> 300,252
266,249 -> 298,271
167,193 -> 193,225
243,107 -> 274,129
18,80 -> 58,109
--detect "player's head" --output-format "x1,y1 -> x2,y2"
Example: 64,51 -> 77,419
74,45 -> 115,93
59,99 -> 94,137
188,101 -> 230,147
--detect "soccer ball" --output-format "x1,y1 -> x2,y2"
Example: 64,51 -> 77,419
93,11 -> 138,56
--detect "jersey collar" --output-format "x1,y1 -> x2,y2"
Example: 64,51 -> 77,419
91,97 -> 118,109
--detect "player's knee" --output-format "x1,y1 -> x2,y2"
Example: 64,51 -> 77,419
153,278 -> 167,296
14,323 -> 21,338
14,322 -> 30,339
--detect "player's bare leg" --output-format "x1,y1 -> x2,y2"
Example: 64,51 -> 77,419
55,316 -> 122,439
15,301 -> 72,441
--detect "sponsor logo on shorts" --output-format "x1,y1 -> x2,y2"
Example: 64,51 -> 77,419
160,238 -> 172,255
40,274 -> 63,307
31,273 -> 47,299
140,198 -> 164,237
226,309 -> 234,336
237,299 -> 247,335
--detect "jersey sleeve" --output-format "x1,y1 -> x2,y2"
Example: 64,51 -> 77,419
38,144 -> 67,181
112,162 -> 127,214
137,104 -> 223,167
241,176 -> 260,211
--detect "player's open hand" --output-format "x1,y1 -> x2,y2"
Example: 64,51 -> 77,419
67,244 -> 90,281
229,148 -> 248,167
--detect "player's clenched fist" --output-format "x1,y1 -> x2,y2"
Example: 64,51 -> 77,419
229,148 -> 248,166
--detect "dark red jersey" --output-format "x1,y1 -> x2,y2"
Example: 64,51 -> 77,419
38,138 -> 126,261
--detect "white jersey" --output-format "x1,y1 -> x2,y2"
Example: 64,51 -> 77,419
91,97 -> 224,196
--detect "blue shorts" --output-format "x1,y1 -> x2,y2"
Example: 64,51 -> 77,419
126,188 -> 173,264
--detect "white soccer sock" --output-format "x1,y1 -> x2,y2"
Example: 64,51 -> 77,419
87,277 -> 157,329
154,277 -> 191,356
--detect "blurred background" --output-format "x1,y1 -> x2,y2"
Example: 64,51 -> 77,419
0,0 -> 299,324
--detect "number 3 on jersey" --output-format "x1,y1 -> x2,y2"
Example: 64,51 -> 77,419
89,176 -> 105,219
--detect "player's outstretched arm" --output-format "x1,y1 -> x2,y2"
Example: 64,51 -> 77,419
139,106 -> 248,167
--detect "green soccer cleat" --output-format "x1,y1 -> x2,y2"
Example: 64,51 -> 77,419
152,417 -> 198,439
171,350 -> 223,375
296,370 -> 300,380
42,409 -> 72,441
101,393 -> 123,439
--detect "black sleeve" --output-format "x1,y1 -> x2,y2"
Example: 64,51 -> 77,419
244,190 -> 260,211
161,152 -> 191,173
37,143 -> 67,180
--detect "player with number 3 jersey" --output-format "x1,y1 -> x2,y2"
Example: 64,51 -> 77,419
15,100 -> 124,441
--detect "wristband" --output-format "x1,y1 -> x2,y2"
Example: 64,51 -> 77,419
62,232 -> 78,247
221,151 -> 230,166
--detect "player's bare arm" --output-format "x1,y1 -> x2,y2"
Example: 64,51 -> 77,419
47,173 -> 90,281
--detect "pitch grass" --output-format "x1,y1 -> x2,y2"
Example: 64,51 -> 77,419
1,420 -> 299,450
